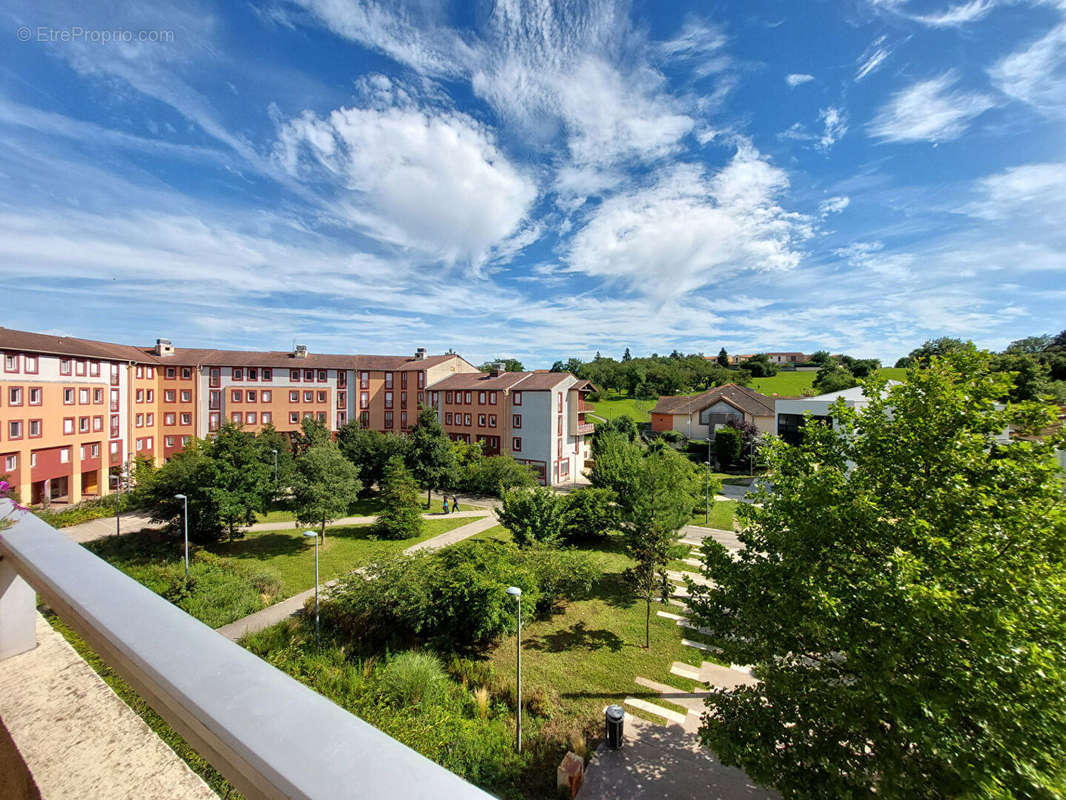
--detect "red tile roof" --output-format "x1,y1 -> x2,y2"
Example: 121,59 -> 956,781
650,383 -> 775,417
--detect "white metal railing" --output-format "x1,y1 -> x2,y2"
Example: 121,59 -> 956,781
0,500 -> 493,800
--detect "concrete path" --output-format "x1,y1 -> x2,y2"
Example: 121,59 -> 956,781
60,513 -> 160,544
215,512 -> 499,640
682,525 -> 743,553
578,713 -> 778,800
0,614 -> 216,800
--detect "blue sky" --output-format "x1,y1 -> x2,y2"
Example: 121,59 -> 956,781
1,0 -> 1063,366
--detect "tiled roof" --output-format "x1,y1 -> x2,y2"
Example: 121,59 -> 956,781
429,370 -> 574,392
0,327 -> 156,363
650,383 -> 775,417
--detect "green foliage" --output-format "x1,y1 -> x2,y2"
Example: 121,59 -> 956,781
143,440 -> 227,544
375,455 -> 423,540
688,348 -> 1066,799
744,353 -> 778,378
588,430 -> 643,492
407,406 -> 457,504
292,442 -> 362,537
32,492 -> 141,528
991,350 -> 1052,402
457,453 -> 537,497
498,486 -> 565,547
907,336 -> 969,366
812,360 -> 857,394
336,423 -> 408,492
894,355 -> 914,368
809,350 -> 831,365
717,347 -> 730,368
380,651 -> 449,706
256,422 -> 296,490
295,416 -> 332,454
712,426 -> 743,469
559,487 -> 619,541
204,423 -> 273,540
513,545 -> 598,616
476,358 -> 524,372
557,351 -> 747,398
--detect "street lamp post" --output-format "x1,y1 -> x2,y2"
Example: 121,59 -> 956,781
303,530 -> 320,645
506,586 -> 523,753
271,449 -> 278,490
705,435 -> 713,525
174,494 -> 189,577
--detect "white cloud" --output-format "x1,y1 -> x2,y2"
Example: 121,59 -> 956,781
817,106 -> 848,151
566,144 -> 810,301
988,22 -> 1066,118
855,35 -> 892,81
834,241 -> 913,279
786,73 -> 815,87
867,72 -> 995,142
274,103 -> 537,267
818,196 -> 851,216
966,162 -> 1066,221
910,0 -> 997,26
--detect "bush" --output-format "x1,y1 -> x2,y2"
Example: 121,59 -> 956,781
713,426 -> 743,469
515,546 -> 598,616
457,454 -> 537,497
498,485 -> 564,547
447,656 -> 495,689
375,456 -> 423,539
33,493 -> 142,528
380,651 -> 448,706
559,487 -> 618,541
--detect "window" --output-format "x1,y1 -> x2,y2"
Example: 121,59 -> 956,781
262,390 -> 272,402
232,368 -> 244,381
337,411 -> 347,427
338,371 -> 346,388
318,370 -> 327,383
166,367 -> 176,379
360,391 -> 369,409
262,412 -> 272,424
401,411 -> 407,428
146,390 -> 154,402
337,391 -> 346,409
417,371 -> 425,389
209,391 -> 220,410
489,391 -> 497,405
64,388 -> 74,404
384,391 -> 393,409
560,459 -> 570,477
489,415 -> 496,428
513,414 -> 522,428
418,392 -> 424,407
80,388 -> 90,404
246,411 -> 258,425
209,412 -> 220,432
445,412 -> 454,425
165,413 -> 176,426
60,358 -> 72,375
29,419 -> 42,438
146,413 -> 154,426
447,391 -> 455,404
135,365 -> 143,379
182,367 -> 193,380
401,371 -> 408,389
464,392 -> 472,404
558,416 -> 563,436
290,369 -> 300,382
180,413 -> 192,425
400,391 -> 407,408
303,391 -> 313,403
248,368 -> 258,381
232,389 -> 243,403
303,411 -> 313,420
316,391 -> 326,404
93,388 -> 103,404
76,360 -> 87,377
29,387 -> 42,405
5,455 -> 16,471
478,414 -> 486,427
465,414 -> 472,426
479,392 -> 486,404
25,355 -> 37,374
182,436 -> 191,446
262,368 -> 272,381
209,368 -> 220,387
559,393 -> 563,412
385,372 -> 393,389
79,416 -> 90,433
289,411 -> 299,424
93,416 -> 103,432
165,390 -> 176,402
304,369 -> 314,382
60,447 -> 70,462
110,416 -> 119,438
64,417 -> 74,434
246,390 -> 257,403
232,412 -> 242,424
165,436 -> 176,448
8,386 -> 22,406
512,437 -> 522,452
146,437 -> 154,450
289,390 -> 299,403
89,361 -> 100,377
110,441 -> 119,456
181,390 -> 192,403
360,371 -> 369,389
146,368 -> 154,380
9,420 -> 22,439
110,389 -> 120,412
136,389 -> 144,403
360,411 -> 369,428
135,414 -> 144,427
513,391 -> 522,406
384,411 -> 393,428
317,411 -> 326,423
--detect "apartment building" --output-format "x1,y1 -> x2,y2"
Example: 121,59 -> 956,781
0,328 -> 480,506
429,366 -> 596,485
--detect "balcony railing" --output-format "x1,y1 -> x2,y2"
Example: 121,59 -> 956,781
575,422 -> 595,436
0,500 -> 492,800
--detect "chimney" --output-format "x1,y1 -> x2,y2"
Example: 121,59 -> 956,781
293,344 -> 308,359
414,347 -> 426,361
491,361 -> 505,377
155,338 -> 174,357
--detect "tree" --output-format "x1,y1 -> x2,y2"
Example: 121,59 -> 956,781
622,347 -> 632,362
907,336 -> 968,366
1005,334 -> 1052,354
894,356 -> 913,368
588,429 -> 643,489
292,442 -> 361,539
688,349 -> 1066,798
295,416 -> 332,455
204,423 -> 272,541
717,347 -> 730,368
809,350 -> 831,366
337,423 -> 408,492
847,358 -> 880,378
498,485 -> 565,547
812,361 -> 857,394
744,354 -> 778,378
992,351 -> 1050,402
560,487 -> 619,541
256,423 -> 295,495
713,426 -> 743,470
143,440 -> 225,543
375,456 -> 423,540
476,358 -> 524,372
406,406 -> 456,507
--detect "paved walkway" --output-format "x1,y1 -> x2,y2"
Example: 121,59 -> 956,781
215,512 -> 499,640
0,614 -> 215,800
61,513 -> 160,544
248,509 -> 486,533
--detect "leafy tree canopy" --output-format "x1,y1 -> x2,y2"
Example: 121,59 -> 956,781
292,441 -> 361,537
498,485 -> 565,547
476,358 -> 524,372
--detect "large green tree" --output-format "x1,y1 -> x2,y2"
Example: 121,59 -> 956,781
498,485 -> 565,547
406,406 -> 457,507
256,423 -> 295,495
204,423 -> 273,541
688,349 -> 1066,799
336,423 -> 408,493
292,442 -> 361,539
375,456 -> 423,540
143,440 -> 224,543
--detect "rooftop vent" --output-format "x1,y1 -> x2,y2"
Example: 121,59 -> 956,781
414,347 -> 427,361
156,338 -> 174,357
293,344 -> 309,359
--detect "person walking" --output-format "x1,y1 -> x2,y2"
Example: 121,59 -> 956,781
442,496 -> 449,514
451,495 -> 460,513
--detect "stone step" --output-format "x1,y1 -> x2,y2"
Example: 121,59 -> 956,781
681,637 -> 718,653
623,697 -> 687,726
670,661 -> 701,681
656,610 -> 687,621
683,558 -> 702,567
634,677 -> 711,715
666,570 -> 714,588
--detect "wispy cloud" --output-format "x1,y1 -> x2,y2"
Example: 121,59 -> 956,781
817,106 -> 848,151
786,73 -> 815,87
855,35 -> 892,81
818,196 -> 851,216
869,0 -> 998,27
867,72 -> 995,142
965,162 -> 1066,221
988,21 -> 1066,118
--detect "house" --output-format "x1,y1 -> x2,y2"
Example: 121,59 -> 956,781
650,384 -> 776,439
726,352 -> 810,366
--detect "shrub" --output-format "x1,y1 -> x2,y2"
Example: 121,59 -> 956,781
498,485 -> 564,547
33,493 -> 143,528
560,487 -> 618,542
457,454 -> 537,497
380,651 -> 448,707
713,426 -> 743,469
515,545 -> 598,616
375,456 -> 423,539
447,656 -> 495,689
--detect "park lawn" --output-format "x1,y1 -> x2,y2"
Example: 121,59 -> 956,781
752,366 -> 908,397
256,497 -> 483,522
689,499 -> 738,530
589,392 -> 657,423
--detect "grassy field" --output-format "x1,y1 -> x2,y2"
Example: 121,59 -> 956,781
256,497 -> 483,523
689,498 -> 738,530
588,392 -> 657,423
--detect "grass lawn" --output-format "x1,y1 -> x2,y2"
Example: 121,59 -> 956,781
752,366 -> 908,397
256,497 -> 483,522
689,499 -> 738,530
589,392 -> 657,423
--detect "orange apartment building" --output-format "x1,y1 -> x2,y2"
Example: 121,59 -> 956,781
0,327 -> 593,504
